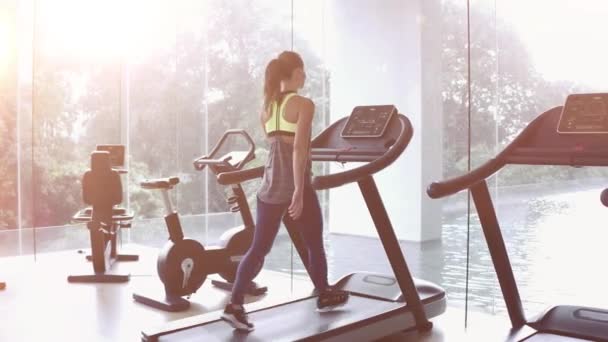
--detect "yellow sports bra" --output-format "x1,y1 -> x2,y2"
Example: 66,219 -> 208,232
265,92 -> 297,137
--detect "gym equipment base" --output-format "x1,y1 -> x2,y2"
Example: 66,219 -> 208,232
68,253 -> 139,284
142,282 -> 445,342
86,254 -> 139,262
133,280 -> 267,312
210,279 -> 267,296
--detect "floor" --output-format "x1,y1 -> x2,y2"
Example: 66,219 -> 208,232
0,244 -> 529,342
7,181 -> 606,326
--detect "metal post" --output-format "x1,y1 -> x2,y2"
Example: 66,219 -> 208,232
471,180 -> 526,327
358,176 -> 432,332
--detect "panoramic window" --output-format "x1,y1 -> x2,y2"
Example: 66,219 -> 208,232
457,0 -> 608,319
3,1 -> 605,329
0,1 -> 18,236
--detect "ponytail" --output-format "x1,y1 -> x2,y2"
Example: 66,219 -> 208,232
263,51 -> 304,111
264,59 -> 286,111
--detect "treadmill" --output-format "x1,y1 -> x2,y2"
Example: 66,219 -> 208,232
428,93 -> 608,342
141,105 -> 446,341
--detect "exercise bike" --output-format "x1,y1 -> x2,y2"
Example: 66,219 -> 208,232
133,130 -> 267,312
68,146 -> 138,283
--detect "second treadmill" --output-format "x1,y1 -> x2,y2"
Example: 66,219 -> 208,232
428,93 -> 608,342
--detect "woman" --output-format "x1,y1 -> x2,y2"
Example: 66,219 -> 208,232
222,51 -> 349,331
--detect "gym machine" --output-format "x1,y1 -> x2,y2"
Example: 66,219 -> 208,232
133,130 -> 266,312
68,145 -> 137,283
141,105 -> 446,342
428,93 -> 608,342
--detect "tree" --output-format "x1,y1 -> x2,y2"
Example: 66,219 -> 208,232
6,0 -> 329,230
0,94 -> 18,229
0,1 -> 19,229
441,1 -> 602,185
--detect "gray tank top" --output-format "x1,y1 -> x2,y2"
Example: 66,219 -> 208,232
257,137 -> 311,204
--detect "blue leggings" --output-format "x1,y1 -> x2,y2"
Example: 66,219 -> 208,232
230,185 -> 329,305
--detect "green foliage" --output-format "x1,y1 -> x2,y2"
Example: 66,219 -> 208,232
0,71 -> 18,229
2,1 -> 606,231
440,2 -> 608,184
30,158 -> 83,227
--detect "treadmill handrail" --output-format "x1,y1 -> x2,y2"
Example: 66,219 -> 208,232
217,114 -> 413,189
217,165 -> 264,185
426,158 -> 504,198
312,114 -> 413,190
427,108 -> 550,199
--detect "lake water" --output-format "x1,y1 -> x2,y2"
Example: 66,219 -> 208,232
2,181 -> 606,323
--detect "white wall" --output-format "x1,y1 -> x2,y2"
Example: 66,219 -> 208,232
327,0 -> 442,241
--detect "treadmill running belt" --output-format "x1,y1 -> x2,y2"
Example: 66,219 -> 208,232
523,333 -> 594,341
157,295 -> 406,342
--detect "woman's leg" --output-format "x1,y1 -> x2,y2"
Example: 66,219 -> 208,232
230,197 -> 286,305
284,185 -> 329,292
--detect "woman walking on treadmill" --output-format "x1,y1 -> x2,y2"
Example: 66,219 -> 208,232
222,51 -> 349,331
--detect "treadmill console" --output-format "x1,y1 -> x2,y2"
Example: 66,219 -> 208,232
557,93 -> 608,134
96,145 -> 125,167
341,105 -> 397,138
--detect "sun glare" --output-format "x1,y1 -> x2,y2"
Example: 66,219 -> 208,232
0,25 -> 7,67
35,0 -> 191,64
0,13 -> 14,78
499,0 -> 608,89
36,0 -> 125,63
5,0 -> 606,89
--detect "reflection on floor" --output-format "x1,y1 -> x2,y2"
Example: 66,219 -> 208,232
9,182 -> 603,329
0,244 -> 524,342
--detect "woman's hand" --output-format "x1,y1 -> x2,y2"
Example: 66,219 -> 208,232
288,188 -> 304,220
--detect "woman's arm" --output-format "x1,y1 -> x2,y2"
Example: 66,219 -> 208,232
292,98 -> 314,192
288,97 -> 314,219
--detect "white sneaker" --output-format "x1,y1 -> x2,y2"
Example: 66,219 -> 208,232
317,289 -> 350,312
221,304 -> 254,331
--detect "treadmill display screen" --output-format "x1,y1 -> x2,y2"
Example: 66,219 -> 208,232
557,93 -> 608,134
96,145 -> 125,167
341,105 -> 397,138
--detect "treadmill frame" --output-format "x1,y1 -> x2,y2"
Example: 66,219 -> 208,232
428,106 -> 608,341
141,173 -> 438,342
141,113 -> 442,341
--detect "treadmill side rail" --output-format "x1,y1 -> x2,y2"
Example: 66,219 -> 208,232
334,272 -> 445,304
141,294 -> 447,342
528,305 -> 608,342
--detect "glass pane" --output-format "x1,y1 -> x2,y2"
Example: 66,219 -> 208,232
293,0 -> 330,280
127,1 -> 181,246
125,1 -> 297,301
440,0 -> 471,310
31,0 -> 122,254
0,1 -> 19,233
203,0 -> 293,275
325,0 -> 459,315
14,0 -> 34,256
466,0 -> 502,316
467,0 -> 608,321
0,1 -> 26,267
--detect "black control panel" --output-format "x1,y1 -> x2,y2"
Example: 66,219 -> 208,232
558,93 -> 608,134
97,145 -> 125,168
340,105 -> 397,138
